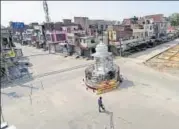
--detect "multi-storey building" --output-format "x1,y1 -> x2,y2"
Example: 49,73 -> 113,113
107,24 -> 133,41
74,17 -> 89,32
144,14 -> 168,37
124,14 -> 168,39
132,19 -> 155,39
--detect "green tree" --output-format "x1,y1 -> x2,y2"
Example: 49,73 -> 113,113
130,16 -> 138,24
169,13 -> 179,26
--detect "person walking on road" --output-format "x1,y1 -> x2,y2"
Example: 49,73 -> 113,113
98,96 -> 105,112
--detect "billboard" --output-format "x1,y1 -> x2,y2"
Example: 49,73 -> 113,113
11,22 -> 25,29
108,31 -> 117,41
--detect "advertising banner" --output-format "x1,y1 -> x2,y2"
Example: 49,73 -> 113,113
108,31 -> 117,41
11,22 -> 25,29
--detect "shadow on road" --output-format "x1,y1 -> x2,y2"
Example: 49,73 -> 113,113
120,79 -> 134,89
102,110 -> 114,129
1,74 -> 34,89
1,92 -> 22,98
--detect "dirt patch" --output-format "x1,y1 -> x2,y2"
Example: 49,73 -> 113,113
145,44 -> 179,75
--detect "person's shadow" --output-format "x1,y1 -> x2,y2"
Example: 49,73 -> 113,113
101,110 -> 115,129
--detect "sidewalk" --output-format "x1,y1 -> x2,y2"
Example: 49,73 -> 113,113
129,39 -> 179,63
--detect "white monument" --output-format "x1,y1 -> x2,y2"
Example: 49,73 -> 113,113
84,41 -> 121,90
92,41 -> 114,76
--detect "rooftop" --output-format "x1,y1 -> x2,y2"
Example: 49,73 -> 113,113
144,14 -> 164,22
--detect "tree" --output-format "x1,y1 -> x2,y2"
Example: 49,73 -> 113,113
130,16 -> 138,24
169,13 -> 179,26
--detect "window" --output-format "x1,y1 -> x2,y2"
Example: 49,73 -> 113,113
67,28 -> 71,33
40,35 -> 44,40
145,25 -> 148,29
89,25 -> 92,28
95,24 -> 98,28
56,34 -> 66,41
147,20 -> 150,24
161,23 -> 163,27
59,27 -> 63,31
150,26 -> 152,30
145,32 -> 148,37
82,39 -> 86,43
91,39 -> 95,43
27,34 -> 31,39
100,25 -> 104,30
46,34 -> 51,41
51,34 -> 55,42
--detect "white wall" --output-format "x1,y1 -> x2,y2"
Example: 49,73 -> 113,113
62,25 -> 78,32
144,24 -> 154,37
133,24 -> 155,38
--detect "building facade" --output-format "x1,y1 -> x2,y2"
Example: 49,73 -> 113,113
74,17 -> 89,32
144,14 -> 167,37
107,25 -> 133,41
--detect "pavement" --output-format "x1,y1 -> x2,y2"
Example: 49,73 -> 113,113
1,40 -> 179,129
129,39 -> 179,63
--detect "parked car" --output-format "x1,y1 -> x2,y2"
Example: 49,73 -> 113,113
161,36 -> 168,43
155,37 -> 162,43
149,36 -> 156,43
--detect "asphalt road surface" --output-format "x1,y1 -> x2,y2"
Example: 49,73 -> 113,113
1,40 -> 179,129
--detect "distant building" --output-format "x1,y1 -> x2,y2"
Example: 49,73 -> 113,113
132,19 -> 155,39
63,19 -> 72,24
88,19 -> 114,31
123,14 -> 168,38
107,25 -> 133,41
79,36 -> 98,57
74,17 -> 117,36
122,18 -> 133,26
144,14 -> 167,37
74,17 -> 89,32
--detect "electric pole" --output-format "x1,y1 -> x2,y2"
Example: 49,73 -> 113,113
43,0 -> 50,23
42,0 -> 51,51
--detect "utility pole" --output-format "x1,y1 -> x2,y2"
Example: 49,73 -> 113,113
101,25 -> 104,42
119,38 -> 122,57
43,0 -> 51,51
107,30 -> 110,52
43,0 -> 50,23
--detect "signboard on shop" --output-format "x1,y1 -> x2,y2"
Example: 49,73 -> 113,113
11,22 -> 25,29
108,31 -> 117,41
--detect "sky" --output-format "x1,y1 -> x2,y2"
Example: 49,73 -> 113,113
1,1 -> 179,26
